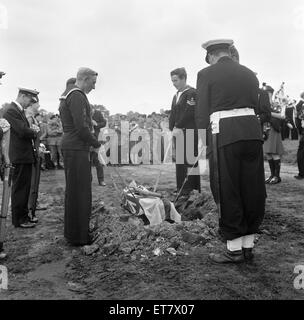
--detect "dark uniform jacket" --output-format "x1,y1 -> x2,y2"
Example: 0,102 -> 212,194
169,86 -> 197,131
59,85 -> 100,151
196,56 -> 263,148
3,102 -> 36,164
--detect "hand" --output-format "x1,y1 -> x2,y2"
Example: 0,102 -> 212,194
31,124 -> 40,133
287,123 -> 293,129
92,120 -> 98,127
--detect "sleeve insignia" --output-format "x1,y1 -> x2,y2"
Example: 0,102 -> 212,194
187,97 -> 196,106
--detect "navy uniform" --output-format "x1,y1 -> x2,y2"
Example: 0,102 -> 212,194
59,84 -> 101,246
169,86 -> 201,194
3,88 -> 39,228
196,39 -> 266,263
294,93 -> 304,179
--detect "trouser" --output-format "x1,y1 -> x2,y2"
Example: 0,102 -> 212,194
28,157 -> 42,216
297,135 -> 304,177
90,151 -> 104,183
49,144 -> 63,166
210,140 -> 266,241
174,128 -> 201,194
11,163 -> 32,226
175,164 -> 201,194
62,150 -> 92,245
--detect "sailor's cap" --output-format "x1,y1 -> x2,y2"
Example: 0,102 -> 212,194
202,39 -> 234,64
18,87 -> 39,102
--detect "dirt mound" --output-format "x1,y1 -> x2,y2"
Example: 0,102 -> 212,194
85,192 -> 218,259
175,190 -> 217,220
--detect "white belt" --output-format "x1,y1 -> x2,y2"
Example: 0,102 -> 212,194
210,107 -> 255,134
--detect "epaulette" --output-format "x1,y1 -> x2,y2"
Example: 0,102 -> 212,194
60,88 -> 83,100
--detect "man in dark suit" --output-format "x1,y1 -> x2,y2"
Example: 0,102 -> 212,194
294,92 -> 304,180
196,39 -> 266,264
169,67 -> 200,196
3,88 -> 40,228
59,68 -> 101,246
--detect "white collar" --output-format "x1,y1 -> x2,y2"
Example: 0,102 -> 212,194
175,87 -> 190,104
14,101 -> 24,112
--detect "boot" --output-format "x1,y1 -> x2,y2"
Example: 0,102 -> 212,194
265,159 -> 275,183
209,249 -> 245,264
269,159 -> 281,184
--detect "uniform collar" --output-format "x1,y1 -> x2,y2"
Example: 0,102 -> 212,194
217,56 -> 233,63
14,100 -> 24,112
60,84 -> 85,100
177,85 -> 191,94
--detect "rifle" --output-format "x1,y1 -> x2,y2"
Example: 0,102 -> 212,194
0,128 -> 14,250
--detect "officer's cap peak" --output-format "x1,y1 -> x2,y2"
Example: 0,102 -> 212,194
18,87 -> 39,102
18,87 -> 39,95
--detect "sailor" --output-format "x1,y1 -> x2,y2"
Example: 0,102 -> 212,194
3,87 -> 40,228
294,92 -> 304,180
196,39 -> 266,263
169,67 -> 201,196
59,68 -> 101,246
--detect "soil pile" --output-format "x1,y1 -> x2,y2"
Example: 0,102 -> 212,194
85,191 -> 218,259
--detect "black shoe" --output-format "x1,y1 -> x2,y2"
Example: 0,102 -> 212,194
242,248 -> 254,261
56,164 -> 64,170
269,176 -> 281,184
265,176 -> 273,184
294,175 -> 304,180
19,221 -> 36,228
29,216 -> 38,223
209,249 -> 245,264
98,181 -> 106,186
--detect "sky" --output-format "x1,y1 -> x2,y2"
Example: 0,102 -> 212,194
0,0 -> 304,114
